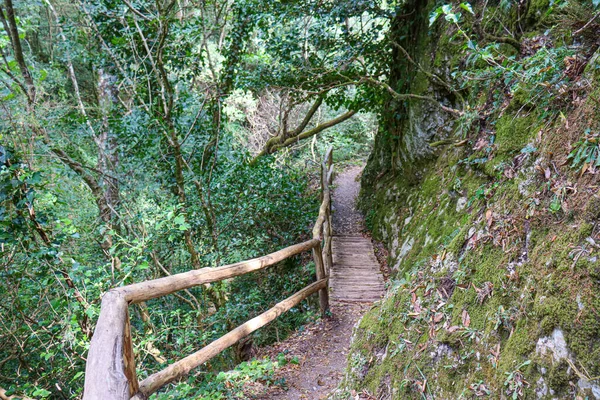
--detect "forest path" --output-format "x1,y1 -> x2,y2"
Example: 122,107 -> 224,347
330,167 -> 385,302
255,166 -> 384,399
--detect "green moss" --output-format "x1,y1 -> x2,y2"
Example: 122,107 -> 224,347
584,50 -> 600,83
345,2 -> 600,399
433,28 -> 464,71
507,87 -> 534,113
499,320 -> 537,371
525,0 -> 551,26
535,296 -> 578,336
547,360 -> 572,392
578,222 -> 593,239
583,195 -> 600,220
445,224 -> 468,255
494,112 -> 539,157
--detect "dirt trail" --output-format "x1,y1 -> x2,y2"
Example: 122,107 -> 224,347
255,166 -> 373,399
331,166 -> 365,236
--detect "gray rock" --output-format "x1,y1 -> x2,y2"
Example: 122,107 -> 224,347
578,378 -> 600,399
536,329 -> 569,362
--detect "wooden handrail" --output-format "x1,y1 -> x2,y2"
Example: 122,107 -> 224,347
117,239 -> 319,303
131,279 -> 327,399
83,148 -> 335,400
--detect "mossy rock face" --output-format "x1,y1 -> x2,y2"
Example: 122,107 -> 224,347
526,0 -> 552,25
547,360 -> 573,393
584,195 -> 600,220
507,87 -> 535,113
494,113 -> 539,157
584,47 -> 600,84
345,0 -> 600,399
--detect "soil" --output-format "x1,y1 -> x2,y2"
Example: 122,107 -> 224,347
331,166 -> 365,236
254,303 -> 371,399
251,166 -> 375,399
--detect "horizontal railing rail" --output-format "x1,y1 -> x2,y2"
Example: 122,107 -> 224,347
83,148 -> 334,400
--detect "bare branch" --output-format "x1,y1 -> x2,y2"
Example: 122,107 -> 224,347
362,77 -> 464,116
255,109 -> 357,159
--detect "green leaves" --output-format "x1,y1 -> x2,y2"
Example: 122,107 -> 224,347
429,7 -> 444,26
31,388 -> 52,398
430,3 -> 473,26
459,2 -> 474,15
173,214 -> 191,231
567,130 -> 600,174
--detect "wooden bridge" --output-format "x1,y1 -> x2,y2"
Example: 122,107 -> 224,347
83,148 -> 384,400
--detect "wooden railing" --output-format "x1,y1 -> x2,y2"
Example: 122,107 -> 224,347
82,148 -> 334,400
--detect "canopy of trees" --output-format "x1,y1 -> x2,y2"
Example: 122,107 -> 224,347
0,0 -> 387,397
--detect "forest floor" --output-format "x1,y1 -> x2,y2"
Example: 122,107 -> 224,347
253,166 -> 378,399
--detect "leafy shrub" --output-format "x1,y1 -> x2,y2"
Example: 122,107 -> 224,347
153,357 -> 285,399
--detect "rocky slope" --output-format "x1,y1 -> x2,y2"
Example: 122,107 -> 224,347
335,0 -> 600,398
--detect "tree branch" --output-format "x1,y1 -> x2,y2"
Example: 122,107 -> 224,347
0,0 -> 36,105
289,95 -> 324,136
363,77 -> 464,116
254,109 -> 357,160
390,40 -> 461,101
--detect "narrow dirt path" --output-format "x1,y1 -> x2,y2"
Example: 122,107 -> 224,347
255,166 -> 375,399
255,302 -> 370,399
331,166 -> 365,236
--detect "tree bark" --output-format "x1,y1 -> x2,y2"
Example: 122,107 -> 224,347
0,0 -> 35,105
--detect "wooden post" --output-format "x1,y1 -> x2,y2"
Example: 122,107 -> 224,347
327,211 -> 333,271
319,162 -> 324,202
324,147 -> 334,286
83,291 -> 130,400
323,215 -> 331,276
123,309 -> 139,396
312,242 -> 329,316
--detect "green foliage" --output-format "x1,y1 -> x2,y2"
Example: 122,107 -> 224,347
568,129 -> 600,172
1,0 -> 366,397
464,44 -> 576,110
152,357 -> 283,399
503,360 -> 531,399
429,3 -> 474,26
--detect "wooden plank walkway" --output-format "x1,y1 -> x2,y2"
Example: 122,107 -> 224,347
329,236 -> 385,303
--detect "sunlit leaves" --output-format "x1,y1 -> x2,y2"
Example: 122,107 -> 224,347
430,3 -> 473,26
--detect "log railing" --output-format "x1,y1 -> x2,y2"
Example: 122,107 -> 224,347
83,148 -> 334,400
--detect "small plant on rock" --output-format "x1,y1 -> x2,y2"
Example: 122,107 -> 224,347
504,360 -> 531,399
568,129 -> 600,174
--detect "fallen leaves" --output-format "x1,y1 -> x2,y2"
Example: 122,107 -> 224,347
447,325 -> 461,333
462,309 -> 471,328
468,381 -> 491,396
473,281 -> 494,304
485,209 -> 493,229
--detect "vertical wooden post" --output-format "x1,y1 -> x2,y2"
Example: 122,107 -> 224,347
83,291 -> 130,400
325,148 -> 334,287
327,212 -> 333,272
327,213 -> 334,273
123,308 -> 139,396
312,242 -> 329,316
322,215 -> 331,276
319,162 -> 324,202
